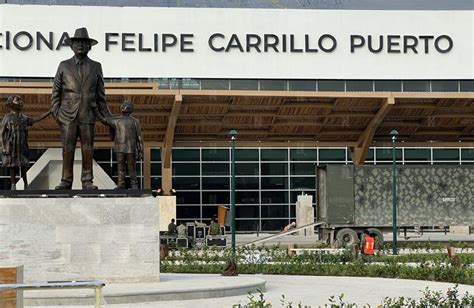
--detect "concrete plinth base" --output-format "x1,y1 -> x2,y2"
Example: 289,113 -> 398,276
0,196 -> 160,283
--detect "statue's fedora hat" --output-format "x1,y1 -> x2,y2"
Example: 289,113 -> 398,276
65,27 -> 98,46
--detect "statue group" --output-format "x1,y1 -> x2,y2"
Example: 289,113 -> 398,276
1,27 -> 144,190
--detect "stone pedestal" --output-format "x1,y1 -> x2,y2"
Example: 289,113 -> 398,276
0,196 -> 159,283
296,195 -> 314,236
158,196 -> 176,232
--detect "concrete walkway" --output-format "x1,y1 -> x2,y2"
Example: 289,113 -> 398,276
29,274 -> 473,307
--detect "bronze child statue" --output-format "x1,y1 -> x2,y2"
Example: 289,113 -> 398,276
99,100 -> 143,189
1,95 -> 50,190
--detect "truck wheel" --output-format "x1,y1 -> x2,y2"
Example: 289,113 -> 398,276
366,228 -> 384,248
336,228 -> 359,247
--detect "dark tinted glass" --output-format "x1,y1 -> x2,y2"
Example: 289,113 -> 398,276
173,163 -> 200,175
236,206 -> 259,218
431,80 -> 458,92
289,80 -> 316,91
403,80 -> 430,92
236,177 -> 259,189
261,163 -> 288,175
318,80 -> 344,91
236,163 -> 259,175
235,149 -> 259,161
375,148 -> 402,161
202,149 -> 229,161
173,149 -> 200,161
201,79 -> 229,90
176,192 -> 200,204
202,163 -> 229,175
150,149 -> 161,161
202,191 -> 230,204
404,149 -> 431,161
261,191 -> 288,204
151,177 -> 162,189
290,177 -> 315,189
151,163 -> 161,176
173,177 -> 200,190
261,219 -> 288,231
177,205 -> 200,219
261,205 -> 288,218
236,220 -> 260,232
433,149 -> 459,161
236,191 -> 259,204
202,177 -> 229,190
290,163 -> 316,175
261,177 -> 288,189
202,206 -> 219,219
230,79 -> 258,90
261,149 -> 288,161
290,149 -> 317,161
260,79 -> 287,91
93,149 -> 111,161
460,80 -> 474,92
319,149 -> 346,161
346,80 -> 373,91
374,80 -> 402,91
461,149 -> 474,160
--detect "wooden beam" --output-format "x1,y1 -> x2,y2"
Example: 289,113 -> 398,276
352,96 -> 395,165
161,94 -> 182,169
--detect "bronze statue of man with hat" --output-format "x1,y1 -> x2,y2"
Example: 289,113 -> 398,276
51,27 -> 111,190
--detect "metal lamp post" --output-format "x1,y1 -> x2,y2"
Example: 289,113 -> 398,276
229,129 -> 238,255
390,129 -> 399,255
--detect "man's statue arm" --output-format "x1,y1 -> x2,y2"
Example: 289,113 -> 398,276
135,119 -> 144,160
51,66 -> 62,119
30,110 -> 51,124
95,64 -> 112,118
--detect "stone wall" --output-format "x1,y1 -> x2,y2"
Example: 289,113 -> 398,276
0,197 -> 160,283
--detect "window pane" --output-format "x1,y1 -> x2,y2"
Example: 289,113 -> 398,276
260,79 -> 287,91
431,80 -> 458,92
151,177 -> 161,189
289,80 -> 316,91
202,163 -> 229,175
261,163 -> 288,175
291,163 -> 315,175
404,149 -> 431,161
173,149 -> 200,161
261,219 -> 288,231
236,220 -> 260,232
461,149 -> 474,160
176,192 -> 200,204
173,177 -> 200,190
236,163 -> 259,175
93,149 -> 111,161
173,163 -> 200,176
230,79 -> 258,90
151,163 -> 161,176
261,149 -> 288,161
433,149 -> 459,161
202,191 -> 229,204
235,149 -> 259,161
346,80 -> 373,91
261,177 -> 288,189
290,177 -> 315,189
261,191 -> 288,204
375,148 -> 403,161
202,206 -> 219,219
319,149 -> 345,161
236,205 -> 259,218
318,80 -> 344,91
290,149 -> 317,161
202,149 -> 229,161
460,80 -> 474,92
375,80 -> 402,92
403,80 -> 430,92
261,205 -> 288,218
201,79 -> 229,90
236,191 -> 259,204
151,149 -> 161,161
177,205 -> 200,219
202,177 -> 229,190
236,177 -> 259,190
98,163 -> 112,176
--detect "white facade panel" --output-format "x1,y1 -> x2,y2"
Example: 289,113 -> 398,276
0,5 -> 472,79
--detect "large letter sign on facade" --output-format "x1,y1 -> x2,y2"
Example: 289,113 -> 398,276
0,5 -> 472,79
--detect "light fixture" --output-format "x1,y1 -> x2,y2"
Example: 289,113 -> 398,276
169,188 -> 176,195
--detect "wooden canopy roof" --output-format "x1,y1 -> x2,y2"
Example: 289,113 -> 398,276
1,82 -> 473,164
